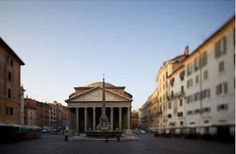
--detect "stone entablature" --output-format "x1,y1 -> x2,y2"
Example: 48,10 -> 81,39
68,102 -> 131,108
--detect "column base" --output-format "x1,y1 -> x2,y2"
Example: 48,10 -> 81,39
123,129 -> 132,135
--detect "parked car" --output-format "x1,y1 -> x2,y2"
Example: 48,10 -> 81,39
140,129 -> 146,134
41,129 -> 48,133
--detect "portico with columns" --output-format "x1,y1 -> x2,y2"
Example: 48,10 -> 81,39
65,82 -> 132,133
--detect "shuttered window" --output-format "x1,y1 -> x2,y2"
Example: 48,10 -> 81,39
215,36 -> 227,58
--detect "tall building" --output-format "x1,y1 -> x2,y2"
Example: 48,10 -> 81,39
20,86 -> 25,125
0,37 -> 25,124
166,58 -> 186,134
49,103 -> 57,128
140,90 -> 159,130
25,98 -> 71,129
24,98 -> 37,126
131,110 -> 139,129
155,49 -> 188,130
66,81 -> 133,133
25,98 -> 50,128
49,101 -> 71,129
142,16 -> 235,138
139,100 -> 150,129
182,16 -> 235,136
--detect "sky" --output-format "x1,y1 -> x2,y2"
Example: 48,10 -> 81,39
0,0 -> 234,110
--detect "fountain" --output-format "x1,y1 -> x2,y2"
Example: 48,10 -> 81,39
85,77 -> 121,142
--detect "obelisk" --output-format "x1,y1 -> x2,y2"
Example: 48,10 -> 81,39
96,77 -> 110,131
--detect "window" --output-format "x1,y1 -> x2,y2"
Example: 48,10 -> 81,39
180,121 -> 183,126
168,102 -> 171,109
179,99 -> 183,106
178,112 -> 183,117
217,104 -> 228,111
10,59 -> 13,66
219,61 -> 224,73
6,56 -> 13,66
187,79 -> 193,88
7,89 -> 11,98
203,70 -> 208,80
201,89 -> 210,99
195,75 -> 199,84
187,95 -> 193,103
180,71 -> 185,81
194,58 -> 199,71
181,86 -> 184,94
187,63 -> 193,76
194,92 -> 200,101
216,82 -> 228,95
167,114 -> 172,118
187,110 -> 192,115
171,91 -> 174,99
195,109 -> 200,114
201,51 -> 208,67
8,71 -> 12,81
215,36 -> 227,58
170,78 -> 175,87
6,107 -> 13,116
202,107 -> 211,113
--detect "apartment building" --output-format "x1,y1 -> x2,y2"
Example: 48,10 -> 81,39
142,16 -> 234,138
183,16 -> 235,136
131,110 -> 139,129
166,64 -> 186,135
156,50 -> 188,130
25,98 -> 71,129
0,37 -> 25,125
24,98 -> 37,126
49,103 -> 57,128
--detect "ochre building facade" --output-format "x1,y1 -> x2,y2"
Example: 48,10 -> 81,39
0,38 -> 24,124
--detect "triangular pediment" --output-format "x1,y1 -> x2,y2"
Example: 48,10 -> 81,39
68,87 -> 131,102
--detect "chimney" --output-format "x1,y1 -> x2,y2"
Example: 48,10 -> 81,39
184,46 -> 189,55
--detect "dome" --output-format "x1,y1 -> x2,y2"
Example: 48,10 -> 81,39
87,82 -> 115,87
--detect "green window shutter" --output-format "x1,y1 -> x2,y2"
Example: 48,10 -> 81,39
224,82 -> 228,94
215,40 -> 220,58
223,36 -> 227,54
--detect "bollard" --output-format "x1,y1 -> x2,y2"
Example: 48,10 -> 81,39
116,134 -> 120,142
105,133 -> 108,143
65,135 -> 68,142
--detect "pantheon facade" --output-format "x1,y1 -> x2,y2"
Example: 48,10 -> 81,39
65,82 -> 133,133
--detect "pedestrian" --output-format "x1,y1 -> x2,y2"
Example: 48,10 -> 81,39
64,127 -> 69,142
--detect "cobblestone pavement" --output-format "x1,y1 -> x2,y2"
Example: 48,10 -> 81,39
0,133 -> 234,154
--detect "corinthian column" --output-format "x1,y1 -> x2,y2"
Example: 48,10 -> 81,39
93,107 -> 96,130
84,107 -> 87,132
76,108 -> 79,134
127,107 -> 130,129
119,107 -> 122,130
110,107 -> 114,130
